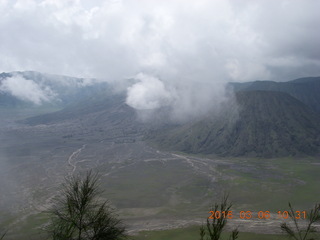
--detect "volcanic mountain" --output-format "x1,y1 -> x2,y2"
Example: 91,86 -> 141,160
148,90 -> 320,157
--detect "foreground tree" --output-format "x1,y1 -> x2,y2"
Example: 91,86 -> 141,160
281,202 -> 320,240
0,230 -> 6,240
199,195 -> 239,240
47,171 -> 126,240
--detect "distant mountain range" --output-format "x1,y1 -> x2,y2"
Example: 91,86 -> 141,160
0,71 -> 109,108
229,77 -> 320,112
2,71 -> 320,158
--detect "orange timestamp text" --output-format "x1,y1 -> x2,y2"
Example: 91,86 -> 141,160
208,210 -> 307,220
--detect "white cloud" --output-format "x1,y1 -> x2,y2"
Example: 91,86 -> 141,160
0,74 -> 57,105
126,73 -> 173,110
0,0 -> 319,81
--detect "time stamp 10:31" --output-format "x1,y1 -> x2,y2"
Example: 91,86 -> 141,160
208,210 -> 307,220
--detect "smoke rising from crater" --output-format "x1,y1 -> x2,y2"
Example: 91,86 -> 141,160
126,73 -> 173,110
126,72 -> 232,122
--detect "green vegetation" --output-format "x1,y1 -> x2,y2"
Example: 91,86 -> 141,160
47,171 -> 126,240
100,159 -> 213,211
0,230 -> 6,240
199,195 -> 239,240
281,202 -> 320,240
215,157 -> 320,211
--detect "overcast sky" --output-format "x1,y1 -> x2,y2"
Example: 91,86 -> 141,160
1,0 -> 319,81
1,0 -> 320,116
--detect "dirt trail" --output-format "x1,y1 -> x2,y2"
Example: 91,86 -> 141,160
125,213 -> 312,235
172,153 -> 195,167
67,144 -> 86,174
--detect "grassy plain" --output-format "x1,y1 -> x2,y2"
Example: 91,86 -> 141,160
1,141 -> 319,239
132,226 -> 288,240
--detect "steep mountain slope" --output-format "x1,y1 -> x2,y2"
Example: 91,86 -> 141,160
0,92 -> 28,108
229,77 -> 320,112
21,94 -> 147,144
149,91 -> 320,157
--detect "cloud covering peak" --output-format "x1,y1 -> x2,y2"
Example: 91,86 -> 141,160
0,74 -> 56,105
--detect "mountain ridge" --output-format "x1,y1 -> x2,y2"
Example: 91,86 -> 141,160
229,76 -> 320,112
3,71 -> 319,158
0,71 -> 109,108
